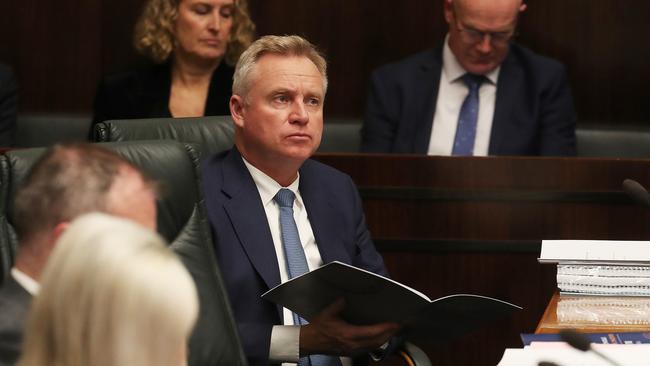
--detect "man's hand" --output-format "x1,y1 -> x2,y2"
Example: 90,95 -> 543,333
299,298 -> 400,357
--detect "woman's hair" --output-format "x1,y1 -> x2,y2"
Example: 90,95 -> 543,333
134,0 -> 256,65
18,213 -> 198,366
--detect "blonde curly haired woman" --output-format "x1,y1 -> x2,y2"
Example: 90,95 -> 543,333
91,0 -> 256,134
18,213 -> 198,366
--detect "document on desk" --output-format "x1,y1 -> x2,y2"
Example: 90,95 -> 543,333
498,343 -> 650,366
539,240 -> 650,264
521,331 -> 650,346
262,261 -> 521,341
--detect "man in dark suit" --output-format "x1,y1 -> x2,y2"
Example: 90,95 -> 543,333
362,0 -> 576,156
0,64 -> 17,147
202,35 -> 399,366
0,144 -> 157,365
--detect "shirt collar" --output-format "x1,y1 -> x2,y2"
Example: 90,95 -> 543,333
241,156 -> 303,208
11,268 -> 39,296
442,34 -> 500,85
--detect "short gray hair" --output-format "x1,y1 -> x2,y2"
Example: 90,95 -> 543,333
232,35 -> 328,98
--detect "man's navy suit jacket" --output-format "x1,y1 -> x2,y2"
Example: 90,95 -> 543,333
202,147 -> 388,366
0,275 -> 31,366
361,43 -> 577,156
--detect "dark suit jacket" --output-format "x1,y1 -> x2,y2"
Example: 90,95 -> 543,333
202,148 -> 388,366
90,61 -> 234,137
0,275 -> 31,366
0,64 -> 17,147
362,43 -> 577,156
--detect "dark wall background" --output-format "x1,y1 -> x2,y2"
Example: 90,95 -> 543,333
0,0 -> 648,123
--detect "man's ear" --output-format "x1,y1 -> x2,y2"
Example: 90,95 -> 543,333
230,95 -> 246,129
51,222 -> 69,244
443,0 -> 454,24
519,2 -> 527,12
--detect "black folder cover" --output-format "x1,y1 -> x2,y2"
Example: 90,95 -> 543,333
262,261 -> 522,341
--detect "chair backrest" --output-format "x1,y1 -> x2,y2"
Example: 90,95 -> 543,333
318,117 -> 362,153
93,116 -> 235,158
0,155 -> 11,285
577,125 -> 650,158
15,114 -> 90,148
94,115 -> 364,155
0,141 -> 247,366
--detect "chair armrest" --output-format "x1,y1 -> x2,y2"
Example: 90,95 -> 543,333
398,342 -> 432,366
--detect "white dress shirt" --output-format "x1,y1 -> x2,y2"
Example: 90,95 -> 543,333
11,267 -> 39,295
242,158 -> 352,366
428,35 -> 501,156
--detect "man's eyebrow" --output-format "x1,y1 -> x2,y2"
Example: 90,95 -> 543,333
269,87 -> 295,94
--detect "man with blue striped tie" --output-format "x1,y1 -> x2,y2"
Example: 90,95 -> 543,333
202,35 -> 400,366
362,0 -> 576,157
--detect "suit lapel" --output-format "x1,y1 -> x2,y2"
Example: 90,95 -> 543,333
412,47 -> 443,153
220,149 -> 282,290
299,162 -> 351,264
490,49 -> 521,154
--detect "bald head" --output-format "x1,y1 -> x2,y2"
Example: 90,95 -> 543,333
444,0 -> 525,75
106,165 -> 158,231
452,0 -> 525,26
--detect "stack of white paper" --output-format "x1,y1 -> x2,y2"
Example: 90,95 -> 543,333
540,240 -> 650,296
556,295 -> 650,325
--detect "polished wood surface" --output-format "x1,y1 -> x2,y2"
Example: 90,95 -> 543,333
315,154 -> 650,242
536,292 -> 650,334
313,154 -> 650,365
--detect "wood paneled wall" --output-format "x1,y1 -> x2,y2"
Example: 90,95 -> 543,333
0,0 -> 648,123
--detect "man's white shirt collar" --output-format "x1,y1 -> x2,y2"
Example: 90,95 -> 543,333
11,268 -> 39,296
241,157 -> 303,208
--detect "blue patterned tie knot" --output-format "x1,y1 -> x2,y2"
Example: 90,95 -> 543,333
452,73 -> 484,156
274,188 -> 295,208
462,73 -> 484,91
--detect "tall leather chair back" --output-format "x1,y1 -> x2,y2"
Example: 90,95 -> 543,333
2,141 -> 247,366
15,114 -> 90,148
93,115 -> 365,155
577,126 -> 650,158
93,116 -> 235,158
0,154 -> 12,285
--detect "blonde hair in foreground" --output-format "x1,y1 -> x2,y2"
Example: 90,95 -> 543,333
232,34 -> 328,98
18,213 -> 199,366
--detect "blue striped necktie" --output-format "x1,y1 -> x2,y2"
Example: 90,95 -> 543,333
274,189 -> 341,366
452,73 -> 484,156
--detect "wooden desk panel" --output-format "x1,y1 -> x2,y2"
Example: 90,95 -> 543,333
312,154 -> 650,366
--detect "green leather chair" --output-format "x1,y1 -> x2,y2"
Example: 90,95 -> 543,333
14,114 -> 90,147
93,115 -> 364,155
577,124 -> 650,158
93,116 -> 235,158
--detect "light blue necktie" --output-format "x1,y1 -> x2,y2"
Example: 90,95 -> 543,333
274,189 -> 341,366
452,73 -> 484,156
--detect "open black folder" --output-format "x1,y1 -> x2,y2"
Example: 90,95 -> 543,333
262,261 -> 522,341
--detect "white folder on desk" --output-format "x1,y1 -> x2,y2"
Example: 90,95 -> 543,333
498,343 -> 650,366
539,240 -> 650,264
